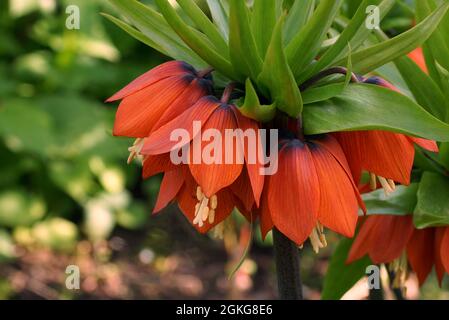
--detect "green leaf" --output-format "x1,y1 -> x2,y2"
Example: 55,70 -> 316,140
286,0 -> 343,79
155,0 -> 236,79
251,0 -> 276,58
414,172 -> 449,228
297,0 -> 389,84
108,0 -> 206,68
362,184 -> 418,216
283,0 -> 315,45
394,55 -> 448,121
335,1 -> 449,75
237,79 -> 276,122
177,0 -> 229,55
228,0 -> 262,81
303,83 -> 449,141
322,237 -> 372,300
330,0 -> 395,64
302,83 -> 345,104
416,0 -> 449,73
101,13 -> 168,56
258,16 -> 303,117
206,0 -> 229,40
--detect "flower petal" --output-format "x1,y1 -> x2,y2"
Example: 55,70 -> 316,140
347,217 -> 379,263
233,106 -> 265,207
153,168 -> 185,214
268,141 -> 319,246
151,78 -> 212,132
369,215 -> 414,264
439,227 -> 449,279
311,138 -> 360,237
141,96 -> 220,155
113,75 -> 191,138
107,61 -> 191,102
230,167 -> 255,212
142,154 -> 176,179
434,227 -> 447,285
406,228 -> 435,286
335,131 -> 415,185
189,106 -> 244,197
409,137 -> 439,153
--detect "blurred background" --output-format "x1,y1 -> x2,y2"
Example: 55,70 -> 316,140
0,0 -> 448,300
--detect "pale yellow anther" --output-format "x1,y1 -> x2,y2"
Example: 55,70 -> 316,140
196,186 -> 203,201
378,176 -> 395,196
127,138 -> 145,164
201,206 -> 209,221
208,209 -> 215,224
369,172 -> 377,190
309,223 -> 327,254
193,186 -> 218,227
210,195 -> 218,210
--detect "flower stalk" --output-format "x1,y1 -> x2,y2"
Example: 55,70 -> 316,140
273,228 -> 303,300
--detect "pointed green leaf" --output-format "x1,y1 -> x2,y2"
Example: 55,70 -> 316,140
335,1 -> 449,75
303,83 -> 449,141
283,0 -> 315,45
414,172 -> 449,228
251,0 -> 276,58
228,0 -> 262,81
286,0 -> 343,79
258,16 -> 302,117
206,0 -> 229,40
177,0 -> 229,55
101,13 -> 167,56
394,55 -> 448,121
108,0 -> 206,67
155,0 -> 236,79
297,0 -> 391,84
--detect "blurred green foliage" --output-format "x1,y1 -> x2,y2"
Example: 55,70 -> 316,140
0,0 -> 165,256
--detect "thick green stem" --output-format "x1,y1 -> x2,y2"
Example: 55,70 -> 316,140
273,228 -> 303,300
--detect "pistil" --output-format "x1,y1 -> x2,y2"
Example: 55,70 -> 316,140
127,138 -> 145,164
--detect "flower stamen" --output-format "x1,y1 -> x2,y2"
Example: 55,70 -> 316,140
309,222 -> 327,254
127,138 -> 145,164
369,172 -> 396,196
193,186 -> 218,227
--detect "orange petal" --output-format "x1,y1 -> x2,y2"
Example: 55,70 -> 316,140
368,215 -> 414,264
409,137 -> 439,153
233,106 -> 264,206
335,131 -> 415,185
347,216 -> 380,263
107,61 -> 191,102
113,75 -> 191,138
257,185 -> 273,240
153,168 -> 185,214
311,138 -> 360,237
230,167 -> 255,212
439,227 -> 449,279
142,154 -> 176,179
151,78 -> 211,132
434,227 -> 447,285
268,141 -> 319,246
141,96 -> 220,155
406,228 -> 435,286
314,135 -> 366,214
189,106 -> 244,197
